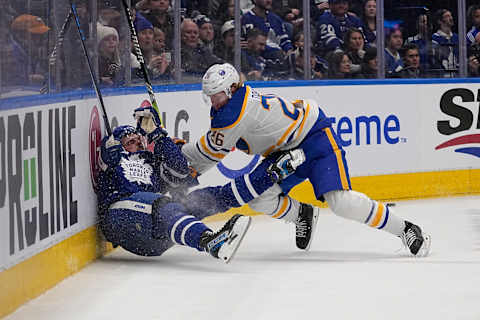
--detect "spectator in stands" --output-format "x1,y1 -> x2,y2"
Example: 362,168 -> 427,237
292,32 -> 327,79
432,9 -> 458,77
98,2 -> 123,31
137,0 -> 174,49
61,0 -> 92,89
133,17 -> 171,81
311,0 -> 330,21
385,27 -> 404,77
405,13 -> 434,75
1,14 -> 49,87
97,23 -> 124,86
271,0 -> 303,38
314,0 -> 365,56
193,14 -> 215,53
343,27 -> 365,75
326,50 -> 352,78
180,18 -> 223,81
394,43 -> 424,78
468,49 -> 480,77
212,0 -> 235,34
241,0 -> 294,56
153,27 -> 166,54
215,20 -> 235,64
241,27 -> 267,80
360,0 -> 376,45
359,46 -> 377,78
467,5 -> 480,47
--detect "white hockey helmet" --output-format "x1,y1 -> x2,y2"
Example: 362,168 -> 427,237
202,63 -> 240,99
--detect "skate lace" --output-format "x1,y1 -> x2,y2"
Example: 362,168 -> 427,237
296,217 -> 308,238
403,229 -> 417,248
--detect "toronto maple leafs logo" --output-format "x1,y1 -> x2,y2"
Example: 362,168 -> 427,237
120,154 -> 153,185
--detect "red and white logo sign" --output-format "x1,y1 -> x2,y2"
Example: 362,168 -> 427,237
89,106 -> 102,190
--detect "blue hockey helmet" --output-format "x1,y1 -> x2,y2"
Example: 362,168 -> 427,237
112,125 -> 137,142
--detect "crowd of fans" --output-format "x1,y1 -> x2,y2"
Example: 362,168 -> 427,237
1,0 -> 480,93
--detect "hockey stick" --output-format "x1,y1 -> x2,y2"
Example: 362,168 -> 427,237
70,2 -> 112,135
120,0 -> 164,128
41,10 -> 73,94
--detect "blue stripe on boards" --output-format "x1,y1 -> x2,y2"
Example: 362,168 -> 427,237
3,78 -> 480,111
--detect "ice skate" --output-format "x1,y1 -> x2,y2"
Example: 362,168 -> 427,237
400,221 -> 431,257
200,214 -> 251,263
295,204 -> 320,250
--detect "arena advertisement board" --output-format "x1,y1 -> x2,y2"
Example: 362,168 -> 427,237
1,81 -> 479,272
0,99 -> 99,271
96,83 -> 480,187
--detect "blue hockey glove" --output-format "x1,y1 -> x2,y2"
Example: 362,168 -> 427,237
99,135 -> 123,169
267,149 -> 306,183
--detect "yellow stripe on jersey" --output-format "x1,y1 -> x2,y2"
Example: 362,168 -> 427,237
212,86 -> 251,130
200,135 -> 226,160
324,128 -> 349,190
369,203 -> 385,227
262,109 -> 303,157
293,102 -> 311,141
272,197 -> 289,218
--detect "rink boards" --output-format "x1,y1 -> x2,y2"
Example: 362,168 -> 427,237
1,80 -> 480,317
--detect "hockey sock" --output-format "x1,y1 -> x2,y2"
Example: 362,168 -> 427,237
324,190 -> 404,236
168,215 -> 210,251
269,196 -> 301,223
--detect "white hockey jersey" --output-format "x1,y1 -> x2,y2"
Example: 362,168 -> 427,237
182,85 -> 321,174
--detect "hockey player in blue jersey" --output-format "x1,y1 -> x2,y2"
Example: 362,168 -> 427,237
96,101 -> 302,263
314,0 -> 365,56
182,63 -> 432,257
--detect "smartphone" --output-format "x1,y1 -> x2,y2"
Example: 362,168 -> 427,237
164,52 -> 172,63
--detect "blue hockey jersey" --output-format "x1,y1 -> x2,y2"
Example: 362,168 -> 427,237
241,9 -> 293,52
314,10 -> 365,54
432,30 -> 459,75
97,136 -> 192,213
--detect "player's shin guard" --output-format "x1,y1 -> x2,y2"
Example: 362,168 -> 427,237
324,190 -> 405,236
199,214 -> 251,263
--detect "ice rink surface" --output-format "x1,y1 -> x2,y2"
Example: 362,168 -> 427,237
5,196 -> 480,320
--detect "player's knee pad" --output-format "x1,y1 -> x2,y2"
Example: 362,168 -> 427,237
324,189 -> 373,223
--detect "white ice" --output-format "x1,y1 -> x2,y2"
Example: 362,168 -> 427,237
6,196 -> 480,320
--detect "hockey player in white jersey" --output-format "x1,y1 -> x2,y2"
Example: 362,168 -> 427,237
182,63 -> 431,256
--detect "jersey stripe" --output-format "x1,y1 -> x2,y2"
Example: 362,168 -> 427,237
378,206 -> 390,229
245,174 -> 259,198
206,131 -> 230,153
324,127 -> 350,190
369,203 -> 385,228
230,181 -> 245,205
195,141 -> 219,163
181,220 -> 202,245
235,176 -> 254,203
212,86 -> 250,130
170,215 -> 195,244
200,135 -> 226,160
262,109 -> 303,157
293,102 -> 311,141
272,197 -> 289,218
